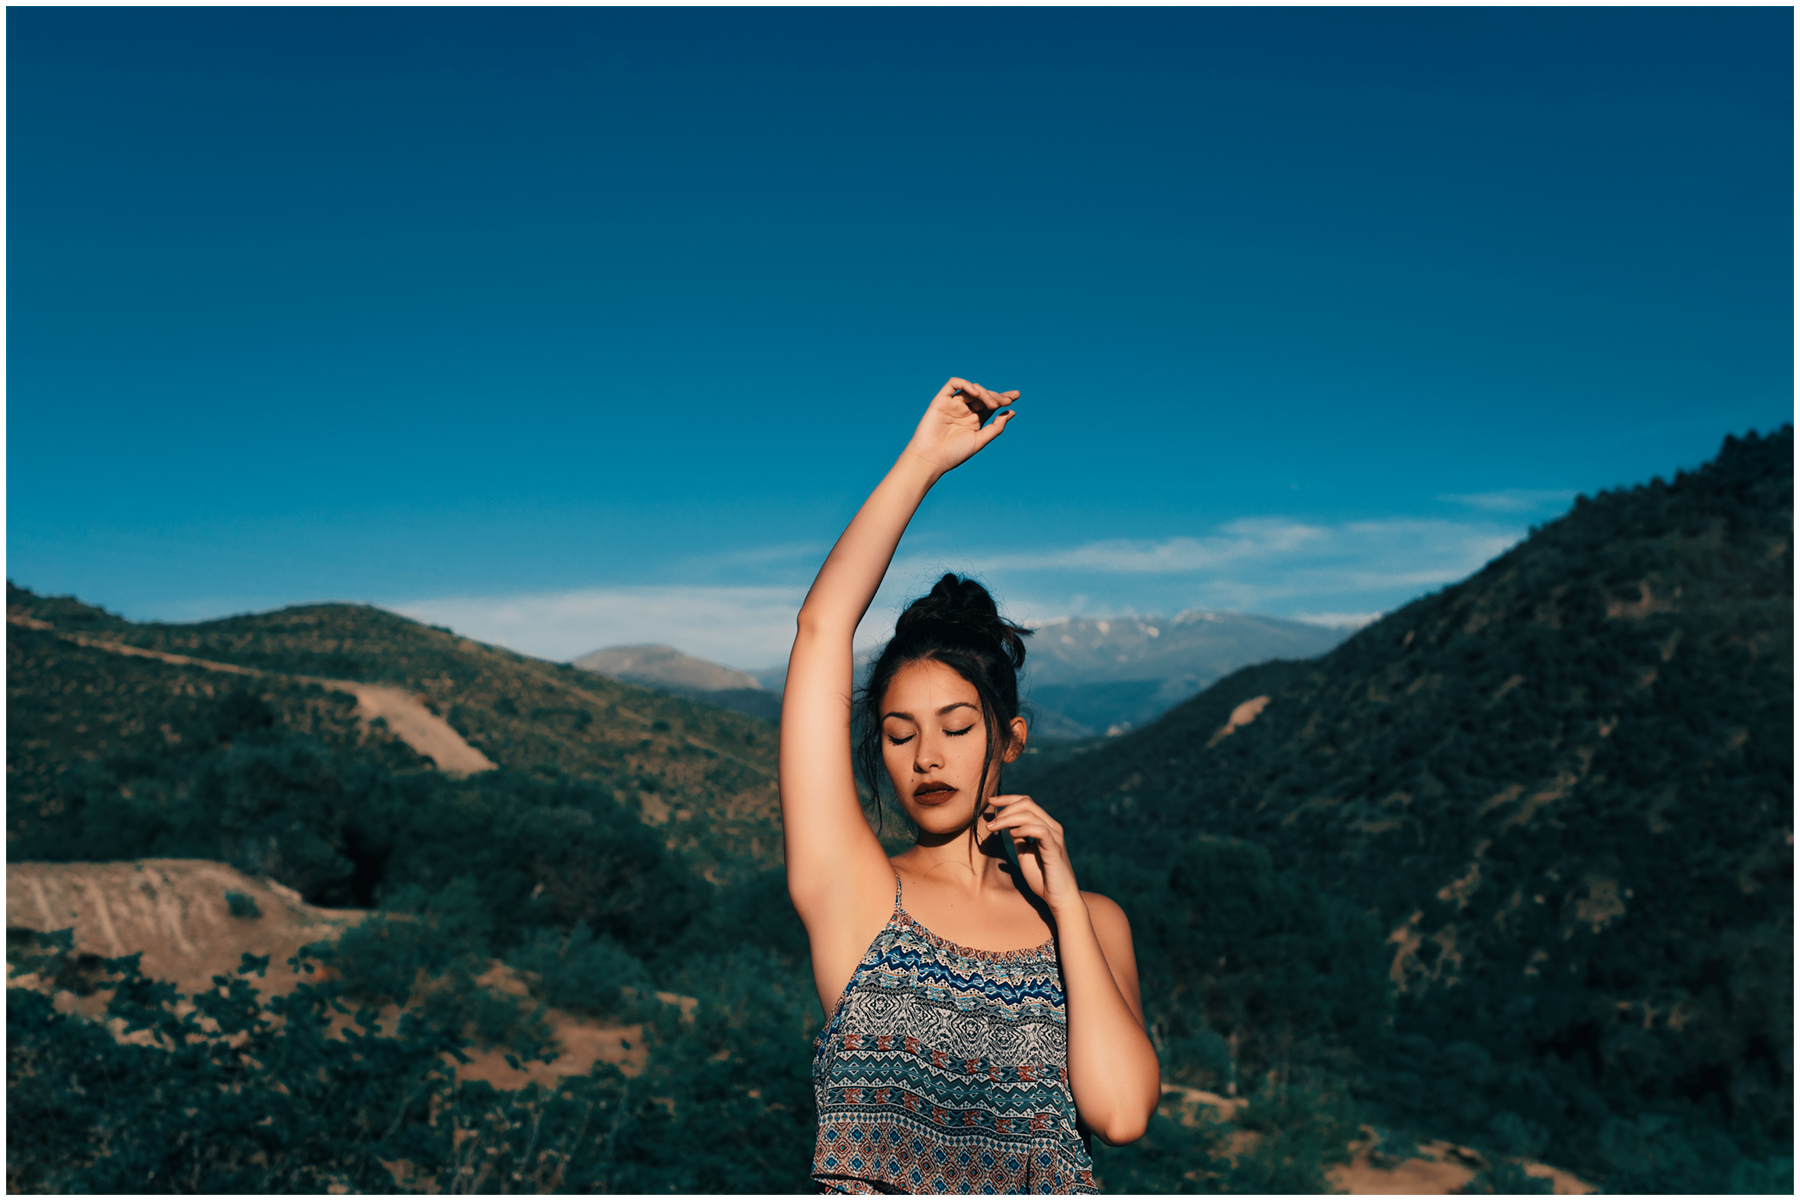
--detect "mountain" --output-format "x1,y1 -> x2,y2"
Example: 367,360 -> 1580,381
10,429 -> 1788,1193
7,582 -> 828,1192
572,643 -> 780,723
6,585 -> 786,893
572,644 -> 762,693
741,614 -> 1351,738
1011,427 -> 1794,1191
1021,611 -> 1351,737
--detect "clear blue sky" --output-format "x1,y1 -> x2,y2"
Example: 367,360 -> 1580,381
8,8 -> 1792,667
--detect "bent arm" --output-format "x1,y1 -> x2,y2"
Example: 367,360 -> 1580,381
780,448 -> 942,917
1058,893 -> 1162,1145
780,379 -> 1019,934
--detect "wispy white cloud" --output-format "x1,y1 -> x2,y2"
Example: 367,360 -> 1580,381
914,519 -> 1521,605
971,520 -> 1331,574
390,585 -> 811,669
1439,488 -> 1576,513
390,515 -> 1529,671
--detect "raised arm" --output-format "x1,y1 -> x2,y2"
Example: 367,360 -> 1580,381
780,379 -> 1018,994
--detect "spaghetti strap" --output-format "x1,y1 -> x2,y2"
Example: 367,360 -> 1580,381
892,873 -> 903,910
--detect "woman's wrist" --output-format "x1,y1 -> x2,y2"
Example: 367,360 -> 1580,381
893,446 -> 946,487
1046,888 -> 1090,923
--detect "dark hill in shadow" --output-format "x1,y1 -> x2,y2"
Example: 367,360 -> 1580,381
1012,427 -> 1793,1191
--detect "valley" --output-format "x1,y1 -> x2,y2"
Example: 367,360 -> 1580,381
7,427 -> 1790,1193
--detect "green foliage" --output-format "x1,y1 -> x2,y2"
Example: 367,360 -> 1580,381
1089,1109 -> 1229,1193
6,582 -> 786,883
7,928 -> 825,1194
1222,1079 -> 1360,1194
1078,838 -> 1389,1100
1458,1159 -> 1554,1194
8,930 -> 473,1193
7,429 -> 1790,1192
223,890 -> 261,919
505,924 -> 652,1017
1727,1155 -> 1794,1195
1015,428 -> 1795,1191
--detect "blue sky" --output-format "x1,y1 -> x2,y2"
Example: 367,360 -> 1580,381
8,8 -> 1791,668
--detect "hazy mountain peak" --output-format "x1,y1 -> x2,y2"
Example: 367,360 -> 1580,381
1171,607 -> 1228,625
571,644 -> 762,692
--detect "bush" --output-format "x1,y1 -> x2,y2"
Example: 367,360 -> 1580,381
223,890 -> 261,919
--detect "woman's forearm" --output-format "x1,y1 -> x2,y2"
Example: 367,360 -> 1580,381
794,450 -> 940,641
1055,900 -> 1163,1144
790,378 -> 1017,646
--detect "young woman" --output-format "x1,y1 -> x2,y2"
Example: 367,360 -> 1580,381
781,378 -> 1162,1194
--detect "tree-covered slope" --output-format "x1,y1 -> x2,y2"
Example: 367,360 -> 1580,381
3,588 -> 828,1194
1013,427 -> 1794,1188
7,585 -> 784,889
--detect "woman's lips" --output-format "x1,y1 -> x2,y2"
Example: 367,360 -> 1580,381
913,785 -> 958,804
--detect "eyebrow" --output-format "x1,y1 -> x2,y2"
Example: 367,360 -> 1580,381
882,702 -> 979,722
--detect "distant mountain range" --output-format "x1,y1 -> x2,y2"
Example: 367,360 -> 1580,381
571,644 -> 782,723
573,613 -> 1351,738
1020,611 -> 1350,737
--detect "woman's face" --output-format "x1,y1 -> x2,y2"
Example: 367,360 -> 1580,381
879,657 -> 1027,836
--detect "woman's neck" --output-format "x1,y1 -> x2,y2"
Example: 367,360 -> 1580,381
895,832 -> 1015,897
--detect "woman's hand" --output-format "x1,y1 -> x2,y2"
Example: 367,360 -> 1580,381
899,378 -> 1019,478
981,795 -> 1083,913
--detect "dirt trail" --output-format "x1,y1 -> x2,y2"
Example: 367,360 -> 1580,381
1207,695 -> 1271,747
330,681 -> 495,775
1159,1085 -> 1594,1195
6,614 -> 495,775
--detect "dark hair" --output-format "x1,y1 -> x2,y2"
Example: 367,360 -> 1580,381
855,574 -> 1031,834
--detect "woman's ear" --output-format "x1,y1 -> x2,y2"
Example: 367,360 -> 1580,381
1001,715 -> 1029,763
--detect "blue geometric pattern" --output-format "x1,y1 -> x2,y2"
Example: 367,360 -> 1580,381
812,879 -> 1097,1194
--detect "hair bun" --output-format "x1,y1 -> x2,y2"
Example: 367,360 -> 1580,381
894,573 -> 1030,671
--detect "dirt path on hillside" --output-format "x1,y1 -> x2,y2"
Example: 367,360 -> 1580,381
6,615 -> 495,775
1159,1085 -> 1594,1195
329,681 -> 495,774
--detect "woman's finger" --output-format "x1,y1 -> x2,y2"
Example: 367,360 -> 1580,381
988,793 -> 1041,810
974,410 -> 1015,447
987,796 -> 1058,824
987,802 -> 1049,824
988,816 -> 1062,848
951,384 -> 1020,413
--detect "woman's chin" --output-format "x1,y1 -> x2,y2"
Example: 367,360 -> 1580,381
901,809 -> 975,838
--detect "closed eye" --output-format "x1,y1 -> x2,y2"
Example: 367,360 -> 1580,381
886,733 -> 915,746
946,724 -> 976,737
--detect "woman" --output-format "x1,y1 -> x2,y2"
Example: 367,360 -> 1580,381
781,378 -> 1162,1194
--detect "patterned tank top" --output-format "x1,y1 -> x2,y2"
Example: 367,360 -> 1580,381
811,876 -> 1098,1194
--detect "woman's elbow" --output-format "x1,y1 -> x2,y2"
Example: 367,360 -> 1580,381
793,607 -> 843,643
1094,1111 -> 1151,1147
1090,1094 -> 1157,1146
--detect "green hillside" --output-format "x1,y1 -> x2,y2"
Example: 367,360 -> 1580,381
8,429 -> 1790,1193
7,587 -> 826,1192
7,587 -> 783,894
1012,427 -> 1794,1191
